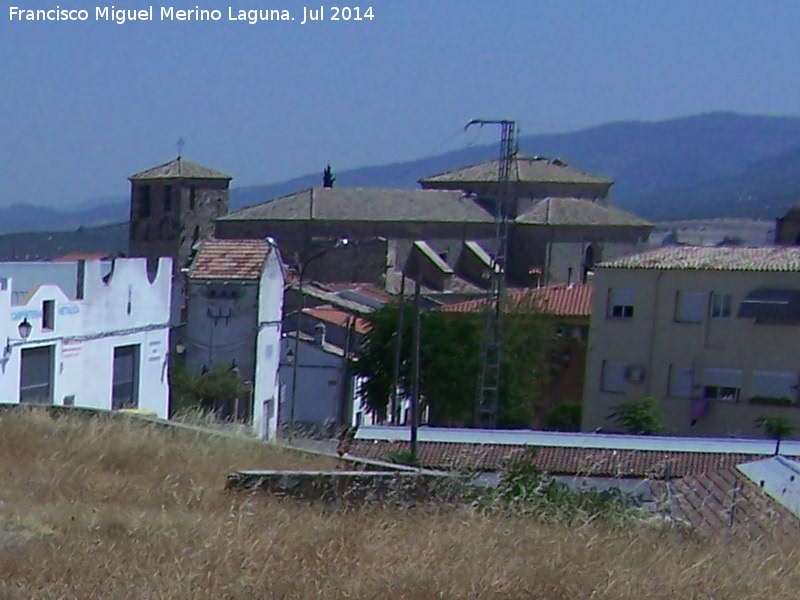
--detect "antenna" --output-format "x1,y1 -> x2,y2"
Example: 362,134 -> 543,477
176,137 -> 186,158
465,119 -> 516,428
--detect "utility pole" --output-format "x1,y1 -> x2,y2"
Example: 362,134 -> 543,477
409,276 -> 421,458
390,271 -> 406,425
466,119 -> 516,429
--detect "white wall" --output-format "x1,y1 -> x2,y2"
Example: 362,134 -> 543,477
0,258 -> 172,417
253,248 -> 284,439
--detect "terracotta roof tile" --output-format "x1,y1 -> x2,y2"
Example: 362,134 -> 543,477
438,283 -> 592,318
420,154 -> 612,186
129,157 -> 232,180
600,246 -> 800,272
516,197 -> 651,227
188,238 -> 271,280
220,187 -> 494,223
51,252 -> 112,262
652,467 -> 800,538
303,306 -> 371,334
342,439 -> 766,478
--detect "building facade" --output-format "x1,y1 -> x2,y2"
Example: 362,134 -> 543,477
183,238 -> 283,438
215,155 -> 652,290
0,258 -> 171,416
582,246 -> 800,438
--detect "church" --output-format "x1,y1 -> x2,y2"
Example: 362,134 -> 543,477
213,154 -> 652,291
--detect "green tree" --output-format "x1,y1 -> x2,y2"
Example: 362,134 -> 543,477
756,415 -> 794,455
609,396 -> 666,435
169,362 -> 249,419
322,164 -> 336,188
356,294 -> 559,427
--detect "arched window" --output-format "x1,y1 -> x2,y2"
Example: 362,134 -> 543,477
583,243 -> 599,282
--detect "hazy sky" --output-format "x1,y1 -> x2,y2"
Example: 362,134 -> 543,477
4,0 -> 800,206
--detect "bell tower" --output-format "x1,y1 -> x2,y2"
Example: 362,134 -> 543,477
128,156 -> 232,273
128,156 -> 232,325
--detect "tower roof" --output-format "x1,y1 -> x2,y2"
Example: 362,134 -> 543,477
129,157 -> 232,181
419,153 -> 612,187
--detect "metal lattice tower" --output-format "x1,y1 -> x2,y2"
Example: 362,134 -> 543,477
466,119 -> 516,428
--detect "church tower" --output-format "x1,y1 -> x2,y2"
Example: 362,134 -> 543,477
128,156 -> 232,273
128,156 -> 232,326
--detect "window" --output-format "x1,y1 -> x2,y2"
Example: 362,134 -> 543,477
20,346 -> 54,404
675,291 -> 706,323
189,185 -> 196,209
164,185 -> 173,212
601,361 -> 627,393
138,185 -> 151,218
668,365 -> 693,398
607,288 -> 634,319
702,367 -> 743,402
751,371 -> 798,402
112,345 -> 140,410
42,299 -> 55,330
711,292 -> 732,318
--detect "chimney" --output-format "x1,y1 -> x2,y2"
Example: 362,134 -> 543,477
314,323 -> 326,346
567,267 -> 573,288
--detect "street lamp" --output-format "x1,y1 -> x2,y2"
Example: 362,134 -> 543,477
288,237 -> 349,442
4,318 -> 32,358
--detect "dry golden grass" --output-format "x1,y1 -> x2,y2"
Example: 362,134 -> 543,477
0,408 -> 798,599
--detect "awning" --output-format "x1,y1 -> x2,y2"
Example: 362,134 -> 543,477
737,288 -> 800,321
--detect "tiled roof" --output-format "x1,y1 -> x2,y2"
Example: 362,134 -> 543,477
341,439 -> 764,478
321,283 -> 394,304
188,238 -> 270,280
438,283 -> 592,318
515,198 -> 651,227
303,306 -> 371,335
129,157 -> 232,181
220,188 -> 494,223
599,246 -> 800,272
652,466 -> 800,538
419,154 -> 612,186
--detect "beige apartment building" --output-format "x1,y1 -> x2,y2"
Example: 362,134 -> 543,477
582,246 -> 800,438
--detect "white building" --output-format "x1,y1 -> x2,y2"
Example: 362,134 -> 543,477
0,258 -> 172,416
184,239 -> 283,439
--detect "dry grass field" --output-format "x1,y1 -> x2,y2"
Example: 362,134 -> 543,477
0,408 -> 798,599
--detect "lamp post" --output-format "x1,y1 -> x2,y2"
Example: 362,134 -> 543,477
288,238 -> 349,442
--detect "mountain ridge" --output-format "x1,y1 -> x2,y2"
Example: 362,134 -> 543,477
4,112 -> 800,235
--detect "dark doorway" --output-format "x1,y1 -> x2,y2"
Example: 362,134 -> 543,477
583,244 -> 598,282
20,346 -> 54,404
112,345 -> 140,409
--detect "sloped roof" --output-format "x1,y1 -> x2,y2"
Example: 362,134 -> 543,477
516,198 -> 651,227
420,154 -> 612,186
129,157 -> 232,181
652,466 -> 800,538
599,246 -> 800,272
439,283 -> 592,318
341,439 -> 763,478
220,187 -> 495,223
303,306 -> 371,335
188,238 -> 271,280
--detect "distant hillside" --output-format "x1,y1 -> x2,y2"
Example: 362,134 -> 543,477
0,223 -> 128,261
6,112 -> 800,236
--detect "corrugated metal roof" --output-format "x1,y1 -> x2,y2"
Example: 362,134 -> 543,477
129,157 -> 232,181
220,187 -> 494,223
187,238 -> 271,280
599,246 -> 800,272
737,456 -> 800,519
438,283 -> 592,318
